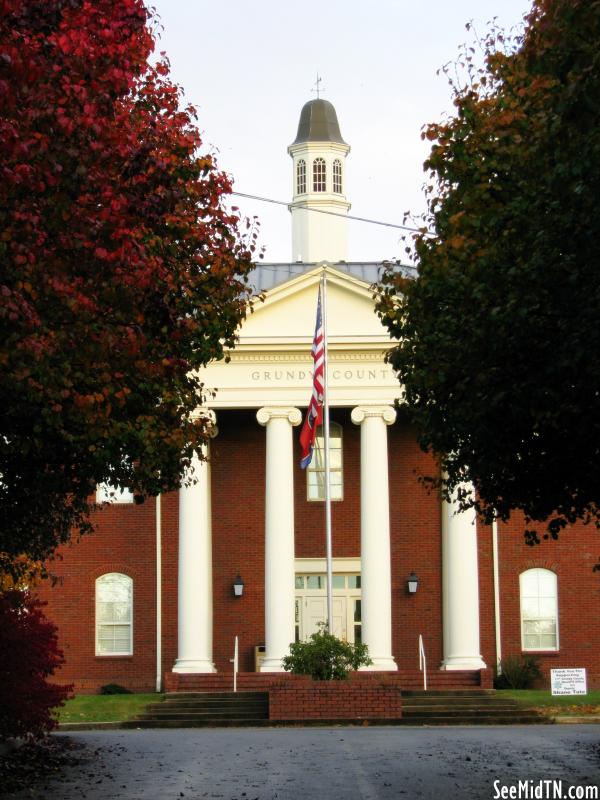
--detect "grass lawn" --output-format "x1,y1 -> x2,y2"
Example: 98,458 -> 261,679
498,689 -> 600,715
56,693 -> 162,724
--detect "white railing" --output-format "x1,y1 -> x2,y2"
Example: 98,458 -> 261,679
418,634 -> 427,691
230,635 -> 239,693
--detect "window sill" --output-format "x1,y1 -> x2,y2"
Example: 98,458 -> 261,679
95,654 -> 134,659
521,650 -> 560,656
307,498 -> 343,503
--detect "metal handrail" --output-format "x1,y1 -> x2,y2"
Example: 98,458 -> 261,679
418,634 -> 427,691
230,636 -> 239,693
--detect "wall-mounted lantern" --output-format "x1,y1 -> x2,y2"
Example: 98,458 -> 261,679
233,574 -> 244,598
406,571 -> 419,594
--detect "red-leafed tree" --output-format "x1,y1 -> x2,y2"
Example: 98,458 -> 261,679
0,0 -> 258,572
0,590 -> 71,740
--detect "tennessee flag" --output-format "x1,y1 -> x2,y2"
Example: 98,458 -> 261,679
300,288 -> 324,469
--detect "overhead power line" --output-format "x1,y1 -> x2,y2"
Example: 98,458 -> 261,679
231,191 -> 431,236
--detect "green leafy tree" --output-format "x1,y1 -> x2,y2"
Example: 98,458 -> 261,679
0,0 -> 258,573
282,623 -> 372,680
377,0 -> 600,543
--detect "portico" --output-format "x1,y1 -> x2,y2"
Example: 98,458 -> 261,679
171,265 -> 485,675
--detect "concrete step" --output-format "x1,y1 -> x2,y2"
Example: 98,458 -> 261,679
156,702 -> 268,712
164,689 -> 266,703
136,691 -> 269,726
123,718 -> 273,729
146,702 -> 269,715
403,699 -> 518,706
399,691 -> 549,725
398,714 -> 550,726
402,703 -> 524,713
148,698 -> 269,708
402,707 -> 541,717
140,710 -> 269,721
402,688 -> 496,697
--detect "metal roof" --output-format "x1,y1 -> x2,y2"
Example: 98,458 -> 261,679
292,99 -> 346,145
249,261 -> 414,293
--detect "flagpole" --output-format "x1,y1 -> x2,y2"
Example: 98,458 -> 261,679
321,268 -> 334,634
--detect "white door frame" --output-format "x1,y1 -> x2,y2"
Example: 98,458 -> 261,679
294,558 -> 361,644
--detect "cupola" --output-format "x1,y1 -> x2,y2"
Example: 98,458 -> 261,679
288,99 -> 351,263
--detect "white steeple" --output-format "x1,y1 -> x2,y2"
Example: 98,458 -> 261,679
288,98 -> 351,263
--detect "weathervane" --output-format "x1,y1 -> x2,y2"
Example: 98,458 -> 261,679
311,73 -> 325,99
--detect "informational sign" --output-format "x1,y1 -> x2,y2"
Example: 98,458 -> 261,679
550,668 -> 587,695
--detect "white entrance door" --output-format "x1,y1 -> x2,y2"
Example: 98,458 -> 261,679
304,596 -> 347,640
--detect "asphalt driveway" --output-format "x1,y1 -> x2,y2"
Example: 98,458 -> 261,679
6,725 -> 600,800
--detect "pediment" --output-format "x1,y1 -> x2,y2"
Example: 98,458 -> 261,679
199,263 -> 402,409
238,264 -> 390,347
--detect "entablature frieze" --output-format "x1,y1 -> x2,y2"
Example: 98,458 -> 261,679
225,350 -> 391,364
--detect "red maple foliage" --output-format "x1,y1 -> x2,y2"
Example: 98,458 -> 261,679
0,1 -> 258,569
0,590 -> 71,740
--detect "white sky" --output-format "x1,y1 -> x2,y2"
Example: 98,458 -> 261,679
149,0 -> 532,263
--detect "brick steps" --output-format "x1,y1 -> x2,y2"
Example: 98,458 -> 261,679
164,669 -> 482,694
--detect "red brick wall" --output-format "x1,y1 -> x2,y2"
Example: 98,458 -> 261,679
37,497 -> 162,693
492,515 -> 600,688
269,677 -> 402,720
389,421 -> 443,671
159,491 -> 179,691
35,408 -> 600,692
477,521 -> 497,678
211,410 -> 266,674
293,408 -> 361,560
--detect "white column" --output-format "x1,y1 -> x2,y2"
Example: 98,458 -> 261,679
351,405 -> 398,671
257,406 -> 302,672
441,486 -> 486,670
173,415 -> 217,674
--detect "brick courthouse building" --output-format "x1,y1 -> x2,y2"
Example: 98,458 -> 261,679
39,99 -> 600,693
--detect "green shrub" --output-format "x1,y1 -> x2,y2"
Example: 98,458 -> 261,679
99,684 -> 132,695
282,623 -> 372,680
494,655 -> 542,689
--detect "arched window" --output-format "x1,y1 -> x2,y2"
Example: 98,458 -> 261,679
96,458 -> 134,503
96,484 -> 134,504
313,158 -> 326,192
333,159 -> 342,193
520,568 -> 558,651
297,159 -> 306,194
96,573 -> 133,655
307,422 -> 342,501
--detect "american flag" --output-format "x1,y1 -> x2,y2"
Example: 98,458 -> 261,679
299,287 -> 324,469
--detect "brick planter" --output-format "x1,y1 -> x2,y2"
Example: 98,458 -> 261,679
268,676 -> 402,721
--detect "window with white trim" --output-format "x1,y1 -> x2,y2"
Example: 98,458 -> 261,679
96,573 -> 133,655
520,568 -> 558,651
333,159 -> 342,193
96,484 -> 134,504
297,159 -> 306,194
313,158 -> 326,192
307,422 -> 342,501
